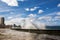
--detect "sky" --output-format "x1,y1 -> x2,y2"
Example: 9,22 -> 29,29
0,0 -> 60,26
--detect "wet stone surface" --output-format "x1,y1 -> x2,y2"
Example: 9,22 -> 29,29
0,29 -> 60,40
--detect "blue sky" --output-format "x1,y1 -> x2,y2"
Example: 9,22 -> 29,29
0,0 -> 60,26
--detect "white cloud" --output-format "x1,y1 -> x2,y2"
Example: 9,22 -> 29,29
30,8 -> 35,11
10,12 -> 15,14
7,14 -> 22,20
38,10 -> 44,14
25,7 -> 39,11
7,16 -> 13,19
28,14 -> 37,22
30,7 -> 39,11
38,12 -> 56,20
18,0 -> 25,2
55,16 -> 60,19
28,14 -> 34,17
56,12 -> 60,15
38,16 -> 52,21
1,0 -> 18,6
38,12 -> 60,26
28,14 -> 36,17
0,9 -> 10,12
5,18 -> 25,25
57,3 -> 60,7
5,13 -> 25,25
25,8 -> 30,11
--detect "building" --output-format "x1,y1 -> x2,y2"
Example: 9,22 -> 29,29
0,17 -> 5,25
0,17 -> 5,28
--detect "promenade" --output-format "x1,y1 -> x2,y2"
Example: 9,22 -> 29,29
0,29 -> 60,40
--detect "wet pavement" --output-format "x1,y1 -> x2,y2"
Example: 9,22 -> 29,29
0,29 -> 60,40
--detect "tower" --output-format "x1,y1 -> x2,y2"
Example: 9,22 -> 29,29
0,17 -> 5,25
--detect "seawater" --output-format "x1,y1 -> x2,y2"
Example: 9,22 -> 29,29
46,26 -> 60,30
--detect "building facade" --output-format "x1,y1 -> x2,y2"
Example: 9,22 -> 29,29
0,17 -> 4,25
0,17 -> 5,28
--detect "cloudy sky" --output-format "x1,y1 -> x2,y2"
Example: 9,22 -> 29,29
0,0 -> 60,26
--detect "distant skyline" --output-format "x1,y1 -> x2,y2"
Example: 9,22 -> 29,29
0,0 -> 60,26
